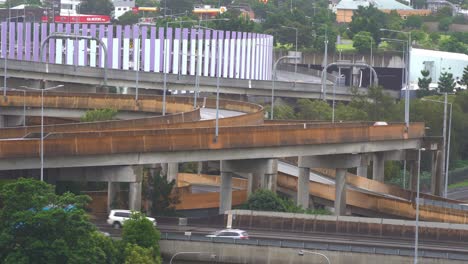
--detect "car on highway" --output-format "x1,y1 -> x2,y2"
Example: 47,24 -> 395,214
205,229 -> 249,239
107,209 -> 157,229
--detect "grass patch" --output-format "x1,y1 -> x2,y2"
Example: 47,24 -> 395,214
336,43 -> 356,52
449,180 -> 468,189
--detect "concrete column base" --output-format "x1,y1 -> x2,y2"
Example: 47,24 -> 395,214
297,167 -> 310,209
167,163 -> 178,182
335,168 -> 347,216
107,182 -> 120,212
129,181 -> 142,211
372,152 -> 385,182
219,161 -> 233,214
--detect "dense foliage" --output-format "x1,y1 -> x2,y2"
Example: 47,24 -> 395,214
242,189 -> 330,215
0,179 -> 163,263
80,108 -> 118,122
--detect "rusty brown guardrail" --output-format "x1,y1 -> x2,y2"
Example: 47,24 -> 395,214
0,122 -> 425,158
277,171 -> 468,224
0,92 -> 264,138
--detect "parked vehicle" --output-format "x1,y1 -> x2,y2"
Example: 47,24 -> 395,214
106,209 -> 156,229
205,229 -> 249,239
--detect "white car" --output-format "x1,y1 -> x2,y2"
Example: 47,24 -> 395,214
206,229 -> 249,239
106,209 -> 157,229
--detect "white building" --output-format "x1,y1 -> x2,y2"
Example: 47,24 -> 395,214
113,0 -> 135,19
410,48 -> 468,89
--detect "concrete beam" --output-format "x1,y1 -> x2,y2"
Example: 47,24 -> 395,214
356,153 -> 369,178
48,166 -> 143,182
299,154 -> 363,169
0,139 -> 422,171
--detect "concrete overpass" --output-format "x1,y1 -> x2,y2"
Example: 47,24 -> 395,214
0,60 -> 400,101
0,91 -> 437,216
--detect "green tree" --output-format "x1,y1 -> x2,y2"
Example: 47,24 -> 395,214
417,69 -> 433,98
296,99 -> 332,120
349,86 -> 397,121
438,71 -> 456,93
352,31 -> 374,53
122,212 -> 161,249
461,65 -> 468,86
405,16 -> 423,29
4,0 -> 41,7
334,103 -> 368,121
165,0 -> 193,14
78,0 -> 114,16
0,178 -> 115,263
124,244 -> 157,264
273,103 -> 296,120
243,189 -> 286,212
438,17 -> 453,32
80,108 -> 118,122
116,11 -> 141,24
348,5 -> 388,44
150,172 -> 179,216
439,37 -> 467,54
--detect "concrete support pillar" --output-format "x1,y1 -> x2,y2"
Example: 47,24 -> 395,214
160,163 -> 168,177
197,161 -> 203,175
129,181 -> 142,211
372,152 -> 385,182
247,173 -> 254,196
335,169 -> 347,216
0,115 -> 4,128
167,163 -> 178,182
107,182 -> 120,212
264,159 -> 278,192
219,163 -> 233,214
297,167 -> 310,209
356,155 -> 369,178
431,150 -> 443,196
251,171 -> 263,193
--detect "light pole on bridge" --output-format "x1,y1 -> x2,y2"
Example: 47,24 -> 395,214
20,84 -> 64,182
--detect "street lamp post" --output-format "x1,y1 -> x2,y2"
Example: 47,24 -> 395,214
421,96 -> 453,197
381,29 -> 412,129
271,55 -> 300,120
20,84 -> 64,181
298,249 -> 331,264
414,147 -> 425,264
281,26 -> 298,81
169,251 -> 215,264
193,18 -> 229,109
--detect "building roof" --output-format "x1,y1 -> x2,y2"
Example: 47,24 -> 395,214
412,48 -> 468,62
336,0 -> 413,10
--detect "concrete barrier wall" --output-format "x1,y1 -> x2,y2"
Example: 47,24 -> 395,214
176,190 -> 247,210
229,210 -> 468,243
0,120 -> 425,159
160,240 -> 466,264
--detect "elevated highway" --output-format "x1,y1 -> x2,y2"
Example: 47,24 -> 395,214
0,91 -> 439,219
0,60 -> 400,101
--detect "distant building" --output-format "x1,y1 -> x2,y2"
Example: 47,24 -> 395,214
113,0 -> 136,19
193,5 -> 227,19
410,48 -> 468,90
334,0 -> 431,23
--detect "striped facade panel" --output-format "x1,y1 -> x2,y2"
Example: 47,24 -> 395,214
0,23 -> 273,81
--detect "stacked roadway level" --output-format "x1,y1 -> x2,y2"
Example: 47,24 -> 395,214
1,91 -> 456,223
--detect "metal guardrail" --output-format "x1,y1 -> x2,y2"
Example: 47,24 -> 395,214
160,232 -> 468,261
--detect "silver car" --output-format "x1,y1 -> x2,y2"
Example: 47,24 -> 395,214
206,229 -> 249,239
